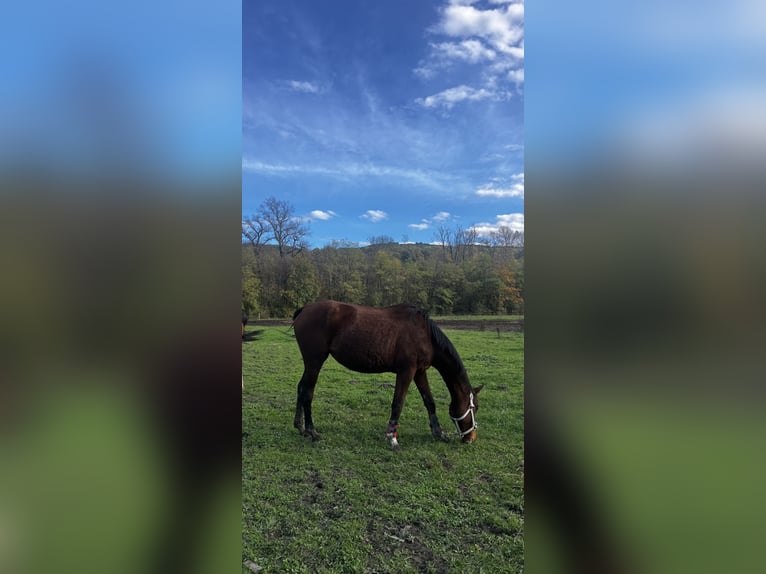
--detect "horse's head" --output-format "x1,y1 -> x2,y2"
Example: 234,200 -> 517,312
451,384 -> 484,443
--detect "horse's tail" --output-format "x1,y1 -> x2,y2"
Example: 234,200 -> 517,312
292,306 -> 304,322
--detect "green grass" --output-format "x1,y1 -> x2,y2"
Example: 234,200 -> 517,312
242,327 -> 524,573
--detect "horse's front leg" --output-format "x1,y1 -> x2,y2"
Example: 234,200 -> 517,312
414,369 -> 449,442
386,368 -> 415,450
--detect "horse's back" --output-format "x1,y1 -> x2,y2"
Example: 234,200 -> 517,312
294,301 -> 431,373
293,300 -> 353,331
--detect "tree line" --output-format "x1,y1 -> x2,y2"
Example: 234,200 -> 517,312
242,197 -> 524,318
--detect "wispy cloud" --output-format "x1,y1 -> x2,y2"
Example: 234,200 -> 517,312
242,158 -> 455,191
472,212 -> 524,236
416,85 -> 504,109
432,211 -> 451,221
286,80 -> 321,94
414,39 -> 497,78
309,210 -> 338,220
361,210 -> 388,222
475,173 -> 524,198
507,68 -> 524,89
242,159 -> 336,176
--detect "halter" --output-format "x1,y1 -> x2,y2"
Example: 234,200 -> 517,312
450,392 -> 477,437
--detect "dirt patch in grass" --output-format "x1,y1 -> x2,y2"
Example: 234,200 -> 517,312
365,521 -> 449,574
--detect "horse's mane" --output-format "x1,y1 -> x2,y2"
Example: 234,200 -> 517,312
398,305 -> 466,376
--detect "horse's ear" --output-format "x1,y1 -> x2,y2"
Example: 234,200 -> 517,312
473,384 -> 484,395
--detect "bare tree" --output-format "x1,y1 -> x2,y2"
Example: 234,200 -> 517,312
455,225 -> 478,262
242,215 -> 268,252
258,197 -> 310,258
368,234 -> 395,246
434,224 -> 454,261
490,226 -> 524,248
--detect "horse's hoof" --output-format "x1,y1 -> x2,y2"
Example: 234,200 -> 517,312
387,435 -> 401,451
304,429 -> 321,441
433,429 -> 450,442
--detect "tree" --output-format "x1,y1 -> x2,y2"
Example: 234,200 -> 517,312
490,226 -> 524,248
283,253 -> 320,314
434,225 -> 454,262
241,236 -> 524,317
242,215 -> 268,253
498,263 -> 523,314
241,267 -> 261,316
454,225 -> 478,262
368,234 -> 395,246
258,196 -> 310,258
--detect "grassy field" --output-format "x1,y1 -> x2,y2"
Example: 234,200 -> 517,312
242,326 -> 524,573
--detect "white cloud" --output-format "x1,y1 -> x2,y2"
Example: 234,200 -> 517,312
475,184 -> 524,198
475,173 -> 524,198
409,211 -> 452,230
438,3 -> 524,51
472,212 -> 524,236
309,210 -> 337,220
497,213 -> 524,229
361,210 -> 388,222
433,39 -> 496,63
414,0 -> 524,99
287,80 -> 321,94
416,85 -> 502,109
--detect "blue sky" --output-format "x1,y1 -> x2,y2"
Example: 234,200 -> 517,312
242,0 -> 524,247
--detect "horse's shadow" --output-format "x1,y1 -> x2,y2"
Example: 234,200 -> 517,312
242,329 -> 264,342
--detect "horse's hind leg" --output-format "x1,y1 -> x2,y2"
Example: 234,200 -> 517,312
294,363 -> 323,441
414,369 -> 449,441
293,380 -> 305,434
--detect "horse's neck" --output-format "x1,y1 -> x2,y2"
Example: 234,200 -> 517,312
432,347 -> 460,378
432,345 -> 470,403
438,366 -> 470,405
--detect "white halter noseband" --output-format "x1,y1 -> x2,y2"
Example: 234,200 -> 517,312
450,392 -> 477,437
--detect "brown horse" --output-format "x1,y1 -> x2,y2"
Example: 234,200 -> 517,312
291,300 -> 483,449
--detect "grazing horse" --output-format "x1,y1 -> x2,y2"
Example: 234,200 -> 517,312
291,300 -> 483,449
